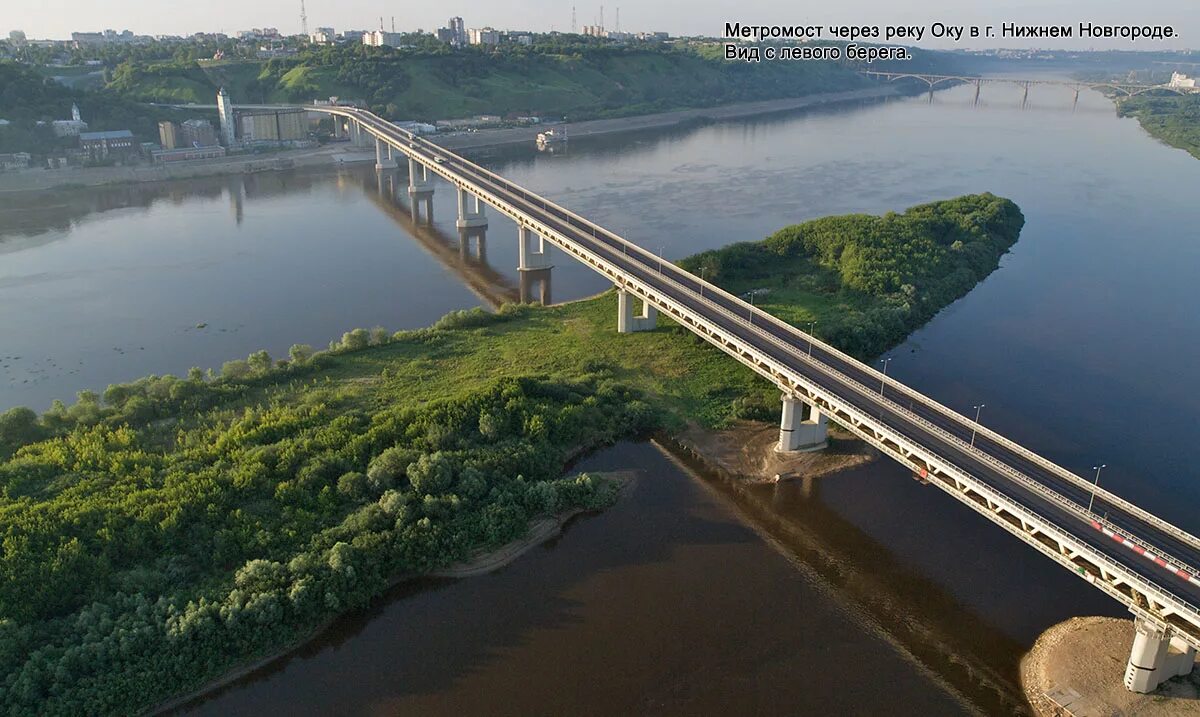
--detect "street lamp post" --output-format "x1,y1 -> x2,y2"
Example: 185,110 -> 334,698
806,320 -> 817,357
971,404 -> 985,447
1088,464 -> 1107,513
879,357 -> 892,396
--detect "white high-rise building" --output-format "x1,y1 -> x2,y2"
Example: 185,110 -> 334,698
217,87 -> 237,148
1169,72 -> 1197,89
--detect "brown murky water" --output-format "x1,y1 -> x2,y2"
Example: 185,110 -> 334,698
176,442 -> 978,716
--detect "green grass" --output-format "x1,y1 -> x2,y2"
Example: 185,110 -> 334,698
231,295 -> 779,431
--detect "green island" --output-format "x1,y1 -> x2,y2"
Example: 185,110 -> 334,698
1116,94 -> 1200,161
0,193 -> 1022,715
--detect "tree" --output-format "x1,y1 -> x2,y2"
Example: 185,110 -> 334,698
288,344 -> 313,364
247,350 -> 272,375
0,406 -> 45,458
221,359 -> 251,379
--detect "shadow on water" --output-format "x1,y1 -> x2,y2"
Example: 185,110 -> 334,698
661,436 -> 1033,715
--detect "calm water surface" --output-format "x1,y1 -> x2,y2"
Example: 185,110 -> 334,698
3,79 -> 1199,714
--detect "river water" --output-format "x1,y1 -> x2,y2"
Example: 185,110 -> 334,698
3,79 -> 1199,714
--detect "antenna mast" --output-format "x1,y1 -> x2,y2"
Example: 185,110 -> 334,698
571,6 -> 577,33
300,0 -> 308,36
615,7 -> 620,33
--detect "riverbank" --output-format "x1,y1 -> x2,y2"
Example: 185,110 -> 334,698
146,469 -> 635,716
1021,616 -> 1200,715
0,144 -> 377,194
0,85 -> 900,195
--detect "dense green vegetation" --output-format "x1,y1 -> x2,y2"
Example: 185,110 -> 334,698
1117,94 -> 1200,161
0,193 -> 1022,714
0,309 -> 659,715
0,61 -> 200,157
679,194 -> 1025,357
106,42 -> 868,120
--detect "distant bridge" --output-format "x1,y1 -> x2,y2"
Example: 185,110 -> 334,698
859,70 -> 1199,106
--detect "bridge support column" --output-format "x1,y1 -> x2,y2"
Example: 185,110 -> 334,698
407,157 -> 434,224
616,289 -> 657,333
375,138 -> 396,170
778,395 -> 828,452
456,188 -> 488,230
973,79 -> 981,106
332,117 -> 343,139
517,225 -> 551,272
1124,617 -> 1196,693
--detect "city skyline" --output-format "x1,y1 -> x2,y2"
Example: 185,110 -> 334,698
5,0 -> 1198,51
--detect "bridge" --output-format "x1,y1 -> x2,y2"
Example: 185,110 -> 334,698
302,104 -> 1199,692
860,70 -> 1199,107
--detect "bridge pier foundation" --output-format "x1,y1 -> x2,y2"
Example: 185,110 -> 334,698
456,188 -> 488,230
1124,617 -> 1197,693
375,138 -> 397,170
407,157 -> 434,224
778,395 -> 828,452
616,289 -> 657,332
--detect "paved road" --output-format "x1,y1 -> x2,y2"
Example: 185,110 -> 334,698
347,109 -> 1200,630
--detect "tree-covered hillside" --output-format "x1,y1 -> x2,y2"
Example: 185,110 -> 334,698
0,61 -> 201,156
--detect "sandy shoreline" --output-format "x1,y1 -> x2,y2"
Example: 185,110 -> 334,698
2,85 -> 900,195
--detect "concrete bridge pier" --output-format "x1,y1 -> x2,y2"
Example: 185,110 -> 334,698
777,394 -> 828,452
517,225 -> 552,272
407,157 -> 434,224
1021,81 -> 1031,109
1124,617 -> 1197,693
375,138 -> 397,170
456,188 -> 488,230
332,117 -> 343,139
973,79 -> 981,106
616,289 -> 657,333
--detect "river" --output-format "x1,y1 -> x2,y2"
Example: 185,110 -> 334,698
2,78 -> 1198,714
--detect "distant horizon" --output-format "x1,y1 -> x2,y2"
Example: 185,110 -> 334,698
5,0 -> 1197,52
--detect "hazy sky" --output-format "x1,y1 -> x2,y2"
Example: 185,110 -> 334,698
6,0 -> 1197,51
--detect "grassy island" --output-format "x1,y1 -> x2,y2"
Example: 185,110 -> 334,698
0,194 -> 1022,715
